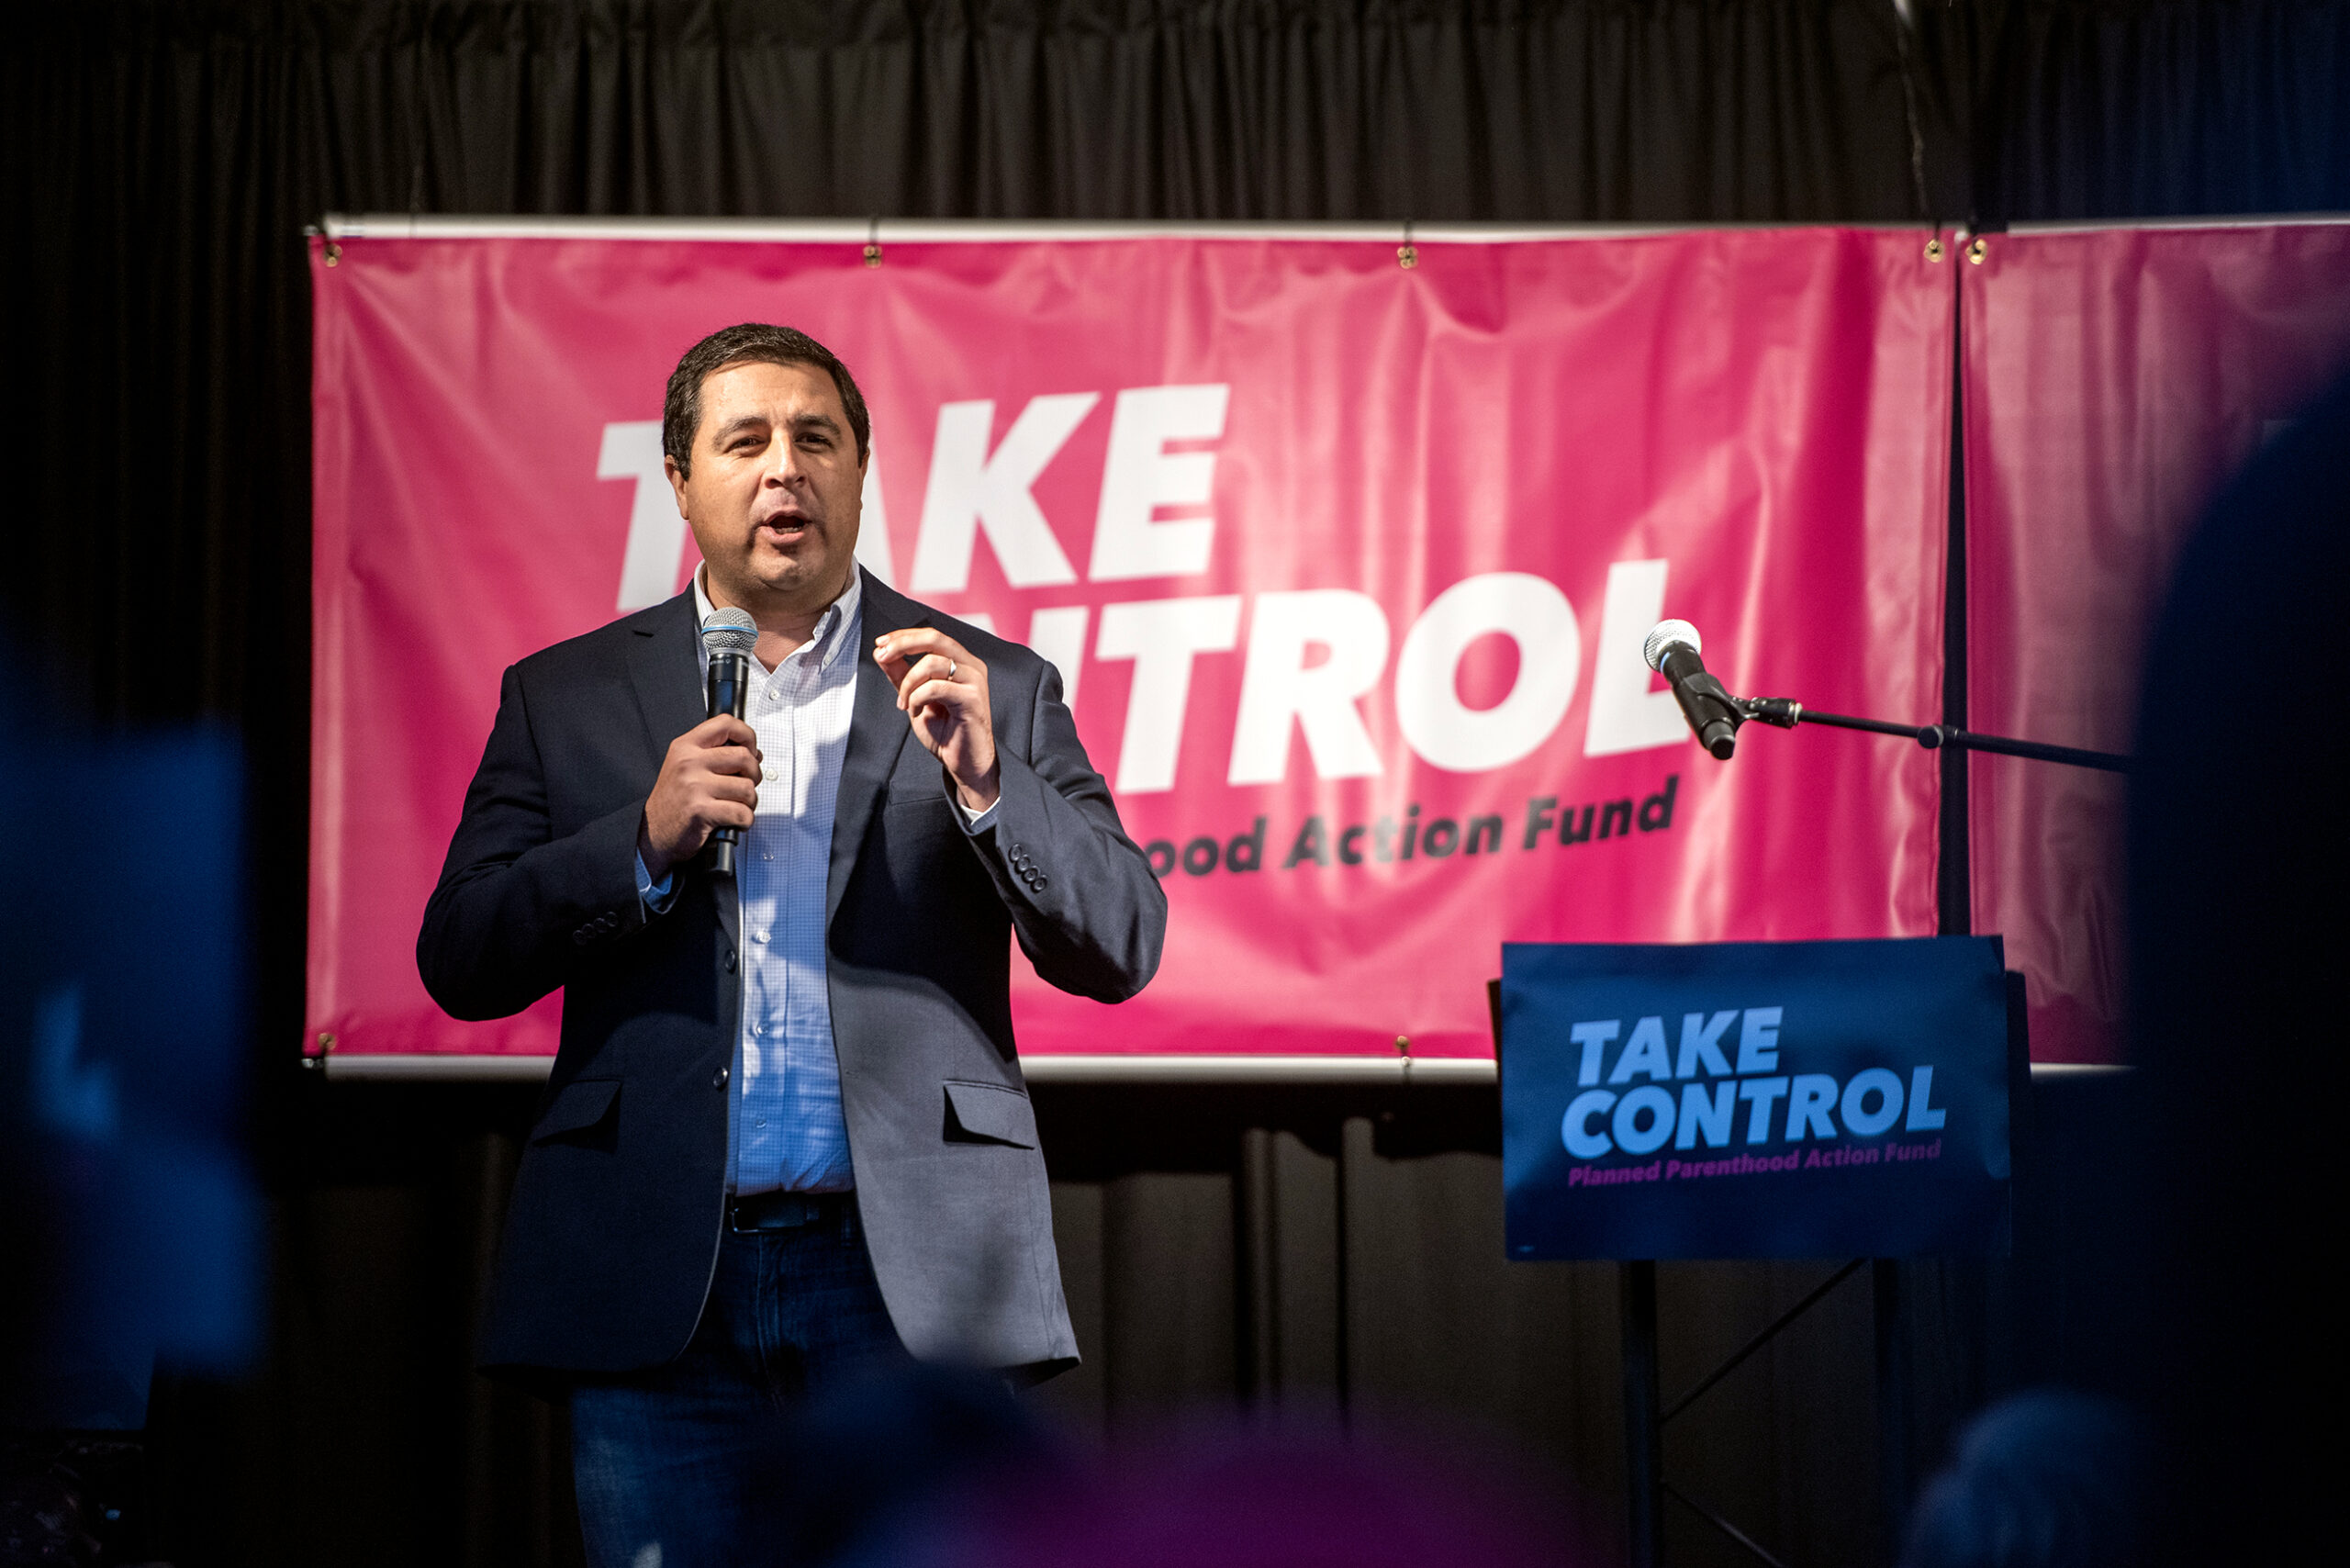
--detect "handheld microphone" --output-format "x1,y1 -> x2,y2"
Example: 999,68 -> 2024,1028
701,608 -> 759,876
1642,620 -> 1743,761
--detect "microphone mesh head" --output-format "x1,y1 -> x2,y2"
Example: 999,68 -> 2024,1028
1643,619 -> 1701,673
700,607 -> 759,657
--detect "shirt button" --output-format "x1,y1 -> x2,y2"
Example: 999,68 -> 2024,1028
755,1116 -> 767,1127
755,931 -> 769,944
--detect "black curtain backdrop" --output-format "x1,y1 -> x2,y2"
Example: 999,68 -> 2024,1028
0,4 -> 2340,1564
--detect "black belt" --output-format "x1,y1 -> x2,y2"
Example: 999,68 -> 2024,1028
727,1189 -> 852,1233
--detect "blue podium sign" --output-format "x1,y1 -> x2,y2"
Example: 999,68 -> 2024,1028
1501,937 -> 2013,1260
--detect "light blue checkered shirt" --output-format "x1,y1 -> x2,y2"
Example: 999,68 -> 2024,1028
635,571 -> 993,1195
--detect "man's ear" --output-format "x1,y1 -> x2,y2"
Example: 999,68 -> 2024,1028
664,453 -> 688,517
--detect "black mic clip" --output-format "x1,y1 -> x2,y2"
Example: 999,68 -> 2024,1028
1736,697 -> 1803,730
1671,669 -> 1744,760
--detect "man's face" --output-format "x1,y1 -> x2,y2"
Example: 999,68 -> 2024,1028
666,358 -> 864,615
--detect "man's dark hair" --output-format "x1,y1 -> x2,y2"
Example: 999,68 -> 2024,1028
663,322 -> 870,476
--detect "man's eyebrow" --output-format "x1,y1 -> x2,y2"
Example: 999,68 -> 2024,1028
787,411 -> 844,436
709,413 -> 769,444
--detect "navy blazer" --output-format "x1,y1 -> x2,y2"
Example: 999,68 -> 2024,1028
419,571 -> 1166,1383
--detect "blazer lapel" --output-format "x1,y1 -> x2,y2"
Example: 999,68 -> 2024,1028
626,590 -> 740,956
828,569 -> 923,929
626,589 -> 706,758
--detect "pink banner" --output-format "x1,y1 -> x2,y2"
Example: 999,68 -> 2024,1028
1964,221 -> 2350,1062
309,228 -> 1953,1059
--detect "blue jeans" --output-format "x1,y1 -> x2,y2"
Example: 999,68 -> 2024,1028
568,1202 -> 908,1568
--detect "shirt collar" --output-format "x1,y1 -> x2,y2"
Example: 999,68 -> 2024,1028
690,565 -> 863,674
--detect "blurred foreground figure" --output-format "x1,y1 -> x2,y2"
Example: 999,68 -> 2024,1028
1897,1391 -> 2148,1568
2127,372 -> 2350,1564
0,676 -> 256,1423
0,665 -> 256,1559
746,1363 -> 1067,1566
837,1399 -> 1577,1568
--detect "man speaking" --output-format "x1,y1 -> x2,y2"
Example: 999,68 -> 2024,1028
418,323 -> 1166,1564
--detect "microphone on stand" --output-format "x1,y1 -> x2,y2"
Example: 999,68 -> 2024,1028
701,608 -> 758,877
1642,620 -> 1745,760
1639,618 -> 2136,772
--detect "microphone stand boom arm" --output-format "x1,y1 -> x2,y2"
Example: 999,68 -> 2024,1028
1735,698 -> 2132,774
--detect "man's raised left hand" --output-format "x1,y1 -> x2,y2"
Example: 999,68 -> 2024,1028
875,631 -> 999,812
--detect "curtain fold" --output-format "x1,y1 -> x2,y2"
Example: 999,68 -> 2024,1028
1947,0 -> 2350,225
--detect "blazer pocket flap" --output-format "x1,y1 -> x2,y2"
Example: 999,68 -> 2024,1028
943,1081 -> 1036,1148
533,1079 -> 620,1141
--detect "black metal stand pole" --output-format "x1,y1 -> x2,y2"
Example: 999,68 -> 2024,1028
1622,673 -> 2109,1567
1622,1260 -> 1664,1568
1745,703 -> 2132,775
1873,1260 -> 1912,1558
